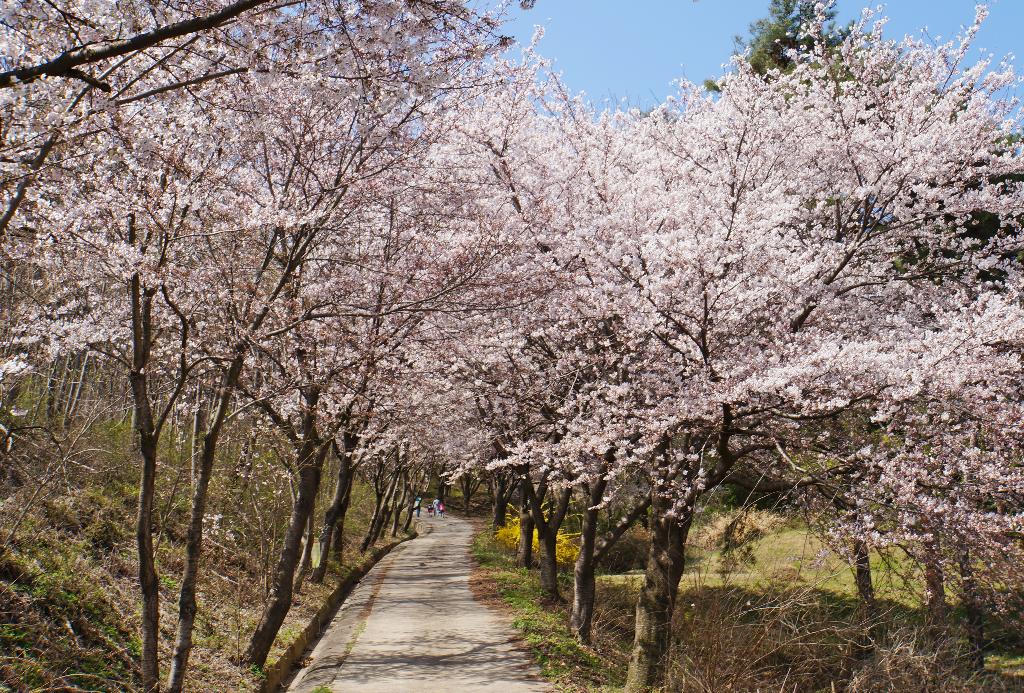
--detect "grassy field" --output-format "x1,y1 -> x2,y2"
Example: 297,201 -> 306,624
603,524 -> 920,606
473,517 -> 1024,692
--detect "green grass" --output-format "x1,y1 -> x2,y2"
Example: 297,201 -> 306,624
471,531 -> 616,692
987,653 -> 1024,680
602,520 -> 1019,618
655,525 -> 921,608
0,532 -> 139,689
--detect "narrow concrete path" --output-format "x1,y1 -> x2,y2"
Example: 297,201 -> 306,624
286,516 -> 549,693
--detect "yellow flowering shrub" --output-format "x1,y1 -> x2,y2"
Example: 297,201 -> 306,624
494,516 -> 580,568
494,517 -> 522,552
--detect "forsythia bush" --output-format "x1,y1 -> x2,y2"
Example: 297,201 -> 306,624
495,517 -> 580,567
493,519 -> 521,552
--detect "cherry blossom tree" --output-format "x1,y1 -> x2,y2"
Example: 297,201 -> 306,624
431,8 -> 1024,690
4,0 -> 510,688
4,2 -> 1024,690
0,0 -> 507,239
616,10 -> 1023,687
813,291 -> 1024,665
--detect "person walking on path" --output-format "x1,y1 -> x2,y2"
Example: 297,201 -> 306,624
438,500 -> 445,518
413,495 -> 422,518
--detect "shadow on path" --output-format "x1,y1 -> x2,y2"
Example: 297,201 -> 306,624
287,517 -> 549,693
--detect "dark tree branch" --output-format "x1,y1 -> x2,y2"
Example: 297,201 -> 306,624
0,0 -> 272,89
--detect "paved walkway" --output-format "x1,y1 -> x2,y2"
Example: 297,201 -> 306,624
286,516 -> 549,693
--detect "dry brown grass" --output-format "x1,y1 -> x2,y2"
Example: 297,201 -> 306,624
589,575 -> 1022,693
585,514 -> 1024,693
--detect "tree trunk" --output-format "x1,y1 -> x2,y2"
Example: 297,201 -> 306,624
64,351 -> 88,421
362,468 -> 399,552
371,471 -> 399,546
923,535 -> 947,638
571,492 -> 653,645
459,473 -> 482,514
166,356 -> 242,693
391,473 -> 410,537
377,495 -> 395,540
959,548 -> 985,670
135,428 -> 161,693
309,438 -> 355,585
851,538 -> 876,658
492,473 -> 511,529
292,499 -> 317,593
516,477 -> 534,569
625,468 -> 690,693
403,471 -> 426,533
853,538 -> 875,613
571,478 -> 606,643
530,484 -> 571,602
189,386 -> 207,488
44,357 -> 60,421
538,529 -> 559,599
360,469 -> 388,553
245,436 -> 327,669
401,491 -> 417,533
331,474 -> 354,564
381,472 -> 403,535
129,263 -> 161,693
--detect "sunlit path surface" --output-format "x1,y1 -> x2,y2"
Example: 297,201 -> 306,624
287,517 -> 549,693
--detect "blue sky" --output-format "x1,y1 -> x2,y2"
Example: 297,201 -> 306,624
496,1 -> 1023,108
